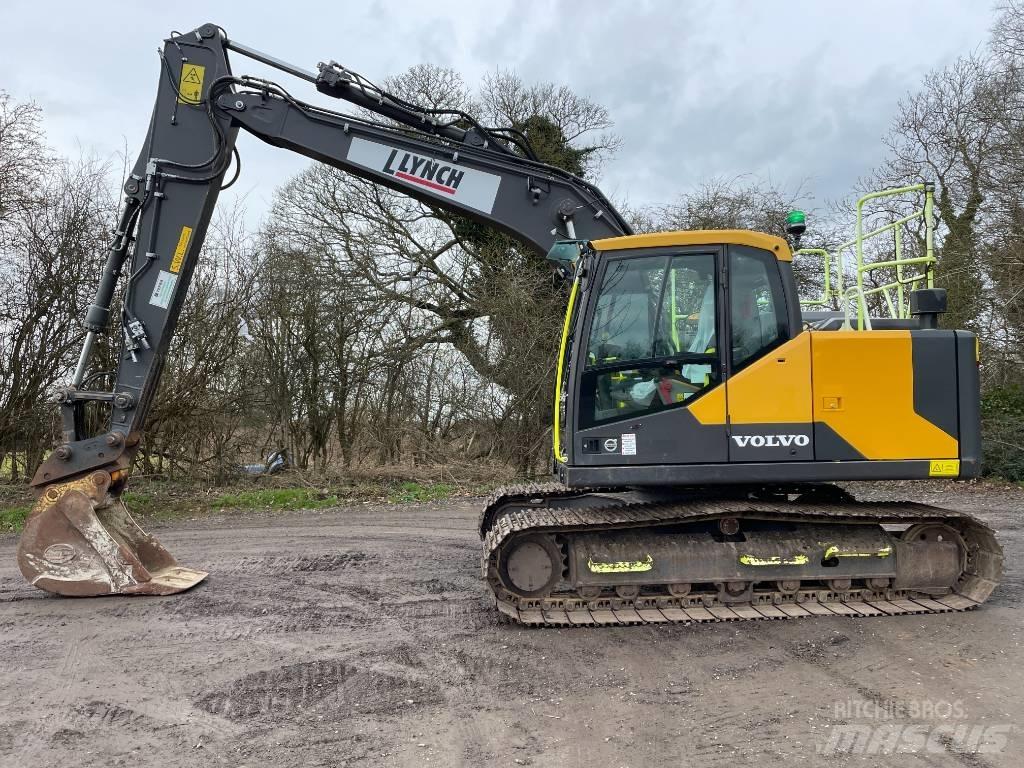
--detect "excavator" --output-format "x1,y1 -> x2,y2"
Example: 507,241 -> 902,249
17,23 -> 1003,626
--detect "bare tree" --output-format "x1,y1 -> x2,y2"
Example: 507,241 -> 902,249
872,56 -> 995,332
0,144 -> 113,479
0,92 -> 50,219
265,65 -> 620,472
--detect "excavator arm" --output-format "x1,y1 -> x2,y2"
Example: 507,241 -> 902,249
18,22 -> 629,596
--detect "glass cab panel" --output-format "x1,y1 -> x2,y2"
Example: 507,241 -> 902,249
580,252 -> 719,429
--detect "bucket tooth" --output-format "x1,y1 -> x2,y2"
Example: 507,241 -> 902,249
17,471 -> 207,597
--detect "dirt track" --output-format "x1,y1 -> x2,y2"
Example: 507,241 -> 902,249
1,481 -> 1022,767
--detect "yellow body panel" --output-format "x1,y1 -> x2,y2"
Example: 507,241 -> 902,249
811,331 -> 958,459
726,333 -> 812,423
690,330 -> 958,462
688,334 -> 812,426
592,229 -> 792,261
688,380 -> 727,425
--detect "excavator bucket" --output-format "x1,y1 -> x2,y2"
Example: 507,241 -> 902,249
17,470 -> 206,597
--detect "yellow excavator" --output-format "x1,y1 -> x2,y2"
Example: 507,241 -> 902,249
18,24 -> 1002,625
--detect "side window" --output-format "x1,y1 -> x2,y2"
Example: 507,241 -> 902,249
581,253 -> 719,428
729,247 -> 788,371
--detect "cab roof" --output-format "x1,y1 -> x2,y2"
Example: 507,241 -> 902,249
590,229 -> 792,262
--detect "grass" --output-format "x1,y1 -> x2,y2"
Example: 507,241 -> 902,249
387,481 -> 457,503
210,482 -> 462,510
0,504 -> 31,532
210,487 -> 342,511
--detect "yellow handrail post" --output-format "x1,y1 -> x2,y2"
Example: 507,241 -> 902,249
797,182 -> 936,329
552,274 -> 581,463
669,267 -> 680,352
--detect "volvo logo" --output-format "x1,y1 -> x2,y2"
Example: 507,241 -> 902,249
603,438 -> 619,452
731,434 -> 810,448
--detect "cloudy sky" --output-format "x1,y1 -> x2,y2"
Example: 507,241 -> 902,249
2,1 -> 995,226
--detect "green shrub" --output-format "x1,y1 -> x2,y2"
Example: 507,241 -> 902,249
981,385 -> 1024,482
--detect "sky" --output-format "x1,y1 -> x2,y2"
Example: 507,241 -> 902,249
1,1 -> 996,228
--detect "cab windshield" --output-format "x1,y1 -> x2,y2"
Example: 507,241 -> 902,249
580,253 -> 719,428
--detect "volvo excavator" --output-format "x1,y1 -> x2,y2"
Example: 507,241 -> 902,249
17,24 -> 1003,626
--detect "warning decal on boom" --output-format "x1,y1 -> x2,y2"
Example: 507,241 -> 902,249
178,64 -> 205,105
170,226 -> 192,273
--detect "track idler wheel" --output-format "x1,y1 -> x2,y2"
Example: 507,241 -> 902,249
893,523 -> 964,594
500,534 -> 562,598
17,471 -> 207,597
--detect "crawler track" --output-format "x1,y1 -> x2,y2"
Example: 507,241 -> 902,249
479,483 -> 1003,627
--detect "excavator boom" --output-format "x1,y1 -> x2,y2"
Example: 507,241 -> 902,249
20,23 -> 628,596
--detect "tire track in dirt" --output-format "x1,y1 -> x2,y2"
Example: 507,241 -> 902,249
194,658 -> 436,723
214,551 -> 380,575
9,623 -> 87,759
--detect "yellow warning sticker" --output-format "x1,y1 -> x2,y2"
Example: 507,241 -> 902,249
586,554 -> 654,574
929,459 -> 960,477
739,554 -> 809,567
170,226 -> 192,273
822,545 -> 892,560
178,63 -> 205,105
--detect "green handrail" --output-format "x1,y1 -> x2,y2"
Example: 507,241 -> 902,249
796,182 -> 935,329
853,183 -> 935,329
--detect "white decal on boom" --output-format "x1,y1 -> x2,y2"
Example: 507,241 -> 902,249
346,137 -> 501,214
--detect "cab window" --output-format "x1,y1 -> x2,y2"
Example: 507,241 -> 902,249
729,246 -> 788,371
580,253 -> 718,428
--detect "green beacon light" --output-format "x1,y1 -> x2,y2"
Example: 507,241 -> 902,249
785,209 -> 807,249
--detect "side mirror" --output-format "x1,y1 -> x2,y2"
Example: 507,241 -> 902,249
546,240 -> 586,278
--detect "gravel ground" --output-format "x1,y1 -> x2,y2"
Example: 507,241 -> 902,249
0,480 -> 1021,767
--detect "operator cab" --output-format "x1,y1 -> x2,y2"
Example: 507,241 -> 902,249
551,230 -> 801,472
549,229 -> 978,488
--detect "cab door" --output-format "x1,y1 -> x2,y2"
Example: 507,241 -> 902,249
573,248 -> 729,466
724,245 -> 814,462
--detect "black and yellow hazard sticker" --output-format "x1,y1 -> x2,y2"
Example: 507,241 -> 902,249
170,226 -> 192,273
929,459 -> 960,477
178,63 -> 205,104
